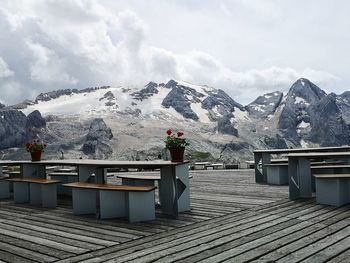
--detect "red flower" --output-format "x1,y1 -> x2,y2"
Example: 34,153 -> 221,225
166,129 -> 172,136
177,131 -> 184,137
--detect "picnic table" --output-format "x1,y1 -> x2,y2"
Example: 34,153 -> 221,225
0,159 -> 190,218
253,146 -> 350,183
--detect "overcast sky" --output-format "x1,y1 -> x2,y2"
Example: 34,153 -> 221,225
0,0 -> 349,105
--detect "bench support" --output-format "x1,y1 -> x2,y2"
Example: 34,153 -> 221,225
13,182 -> 30,203
99,190 -> 126,219
266,166 -> 288,185
71,188 -> 97,215
0,180 -> 10,199
159,163 -> 190,215
316,178 -> 349,206
128,191 -> 155,223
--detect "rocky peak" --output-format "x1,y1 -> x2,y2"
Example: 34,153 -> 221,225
165,79 -> 178,89
26,110 -> 46,129
246,91 -> 283,118
307,93 -> 349,146
162,86 -> 200,121
287,78 -> 326,104
131,82 -> 159,101
278,78 -> 326,143
340,91 -> 350,102
0,108 -> 28,150
0,103 -> 5,109
35,86 -> 111,103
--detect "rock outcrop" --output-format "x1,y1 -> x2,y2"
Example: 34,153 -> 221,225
246,91 -> 283,118
82,118 -> 114,159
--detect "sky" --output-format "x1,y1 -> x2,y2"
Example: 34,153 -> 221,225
0,0 -> 349,105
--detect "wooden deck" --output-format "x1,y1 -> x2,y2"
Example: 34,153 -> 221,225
1,169 -> 350,262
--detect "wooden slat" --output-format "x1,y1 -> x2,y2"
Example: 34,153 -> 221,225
6,178 -> 61,184
62,182 -> 156,192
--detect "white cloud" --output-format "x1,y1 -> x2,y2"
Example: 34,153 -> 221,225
26,41 -> 77,84
0,0 -> 345,105
0,57 -> 14,78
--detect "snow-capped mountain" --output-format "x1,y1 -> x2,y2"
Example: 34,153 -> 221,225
1,78 -> 349,162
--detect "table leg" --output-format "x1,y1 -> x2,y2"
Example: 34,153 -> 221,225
22,164 -> 45,179
175,164 -> 190,212
159,166 -> 178,217
254,152 -> 262,183
289,156 -> 299,200
255,153 -> 271,183
289,156 -> 312,200
298,157 -> 312,198
77,165 -> 97,182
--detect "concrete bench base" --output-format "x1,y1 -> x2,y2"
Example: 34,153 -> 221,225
266,165 -> 288,185
0,178 -> 10,199
314,174 -> 350,207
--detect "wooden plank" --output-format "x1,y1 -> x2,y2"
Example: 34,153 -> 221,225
0,226 -> 89,254
0,241 -> 58,262
0,249 -> 37,263
6,178 -> 61,184
0,234 -> 74,259
63,182 -> 156,192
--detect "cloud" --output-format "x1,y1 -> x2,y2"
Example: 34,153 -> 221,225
0,0 -> 341,105
0,57 -> 14,78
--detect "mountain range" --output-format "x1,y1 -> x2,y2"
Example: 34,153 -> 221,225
1,78 -> 349,163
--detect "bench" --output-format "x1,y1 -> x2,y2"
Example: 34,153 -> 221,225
313,174 -> 350,206
63,182 -> 157,223
205,163 -> 224,170
224,164 -> 239,169
265,163 -> 350,186
0,176 -> 10,199
6,178 -> 61,208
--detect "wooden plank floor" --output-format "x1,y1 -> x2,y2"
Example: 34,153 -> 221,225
1,169 -> 350,262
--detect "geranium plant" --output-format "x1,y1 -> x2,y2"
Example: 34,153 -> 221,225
25,139 -> 48,153
164,129 -> 189,149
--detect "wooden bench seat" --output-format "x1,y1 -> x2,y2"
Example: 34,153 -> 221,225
48,172 -> 78,176
313,174 -> 350,206
63,182 -> 157,222
116,174 -> 193,181
0,176 -> 10,199
6,178 -> 61,208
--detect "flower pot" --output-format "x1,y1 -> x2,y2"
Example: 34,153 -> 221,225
31,151 -> 42,162
169,147 -> 185,162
